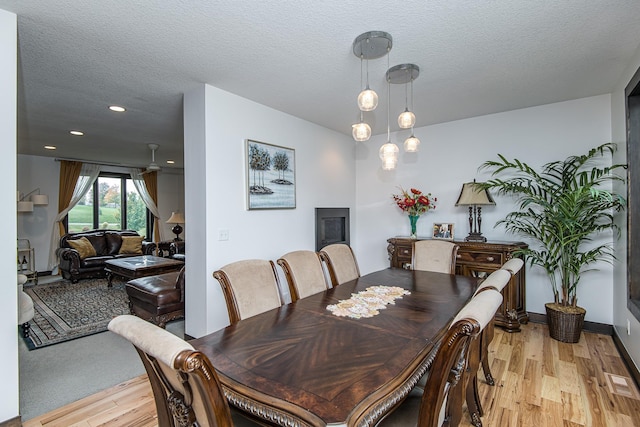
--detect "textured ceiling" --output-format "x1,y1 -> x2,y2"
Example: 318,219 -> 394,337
2,1 -> 640,170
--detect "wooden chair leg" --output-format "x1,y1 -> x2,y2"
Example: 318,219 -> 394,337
465,337 -> 483,427
481,322 -> 496,386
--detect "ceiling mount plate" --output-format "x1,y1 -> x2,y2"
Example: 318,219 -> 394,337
386,63 -> 420,84
352,31 -> 393,59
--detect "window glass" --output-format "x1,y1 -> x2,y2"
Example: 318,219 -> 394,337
67,187 -> 94,233
98,176 -> 122,229
66,173 -> 149,237
125,179 -> 146,235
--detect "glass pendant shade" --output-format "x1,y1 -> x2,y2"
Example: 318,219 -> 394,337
358,87 -> 378,111
398,108 -> 415,129
379,142 -> 399,170
352,121 -> 371,141
404,134 -> 420,152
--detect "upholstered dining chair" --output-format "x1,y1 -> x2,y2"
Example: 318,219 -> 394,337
318,243 -> 361,287
500,257 -> 524,276
277,250 -> 329,301
411,240 -> 459,274
108,314 -> 258,427
379,289 -> 503,427
213,259 -> 283,324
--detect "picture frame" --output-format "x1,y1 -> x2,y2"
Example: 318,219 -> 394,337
245,139 -> 296,210
432,222 -> 454,240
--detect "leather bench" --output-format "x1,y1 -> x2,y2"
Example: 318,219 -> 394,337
125,266 -> 185,328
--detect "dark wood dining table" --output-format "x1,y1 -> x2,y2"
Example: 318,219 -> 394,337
190,268 -> 478,427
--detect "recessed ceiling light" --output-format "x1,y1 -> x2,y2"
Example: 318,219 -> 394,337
70,130 -> 84,136
166,160 -> 175,164
44,145 -> 56,150
109,105 -> 126,112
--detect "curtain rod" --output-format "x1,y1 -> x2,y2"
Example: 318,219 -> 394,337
54,157 -> 143,169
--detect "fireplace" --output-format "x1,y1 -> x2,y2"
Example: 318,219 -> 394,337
315,208 -> 350,251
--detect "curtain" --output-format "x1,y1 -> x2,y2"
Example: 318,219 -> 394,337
129,169 -> 162,243
48,162 -> 101,271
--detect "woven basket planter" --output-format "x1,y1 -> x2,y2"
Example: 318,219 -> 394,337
545,303 -> 586,343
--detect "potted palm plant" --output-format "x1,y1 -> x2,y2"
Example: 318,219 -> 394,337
477,143 -> 626,342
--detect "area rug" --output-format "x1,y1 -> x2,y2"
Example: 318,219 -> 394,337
23,278 -> 130,350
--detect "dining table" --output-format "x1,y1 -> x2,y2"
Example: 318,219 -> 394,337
190,267 -> 479,427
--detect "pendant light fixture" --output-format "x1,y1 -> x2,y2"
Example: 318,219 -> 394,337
398,79 -> 416,129
387,63 -> 420,152
404,78 -> 420,152
352,55 -> 372,141
379,49 -> 399,170
353,31 -> 392,112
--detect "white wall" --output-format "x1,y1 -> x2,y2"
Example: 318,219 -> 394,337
183,84 -> 355,337
355,94 -> 614,324
16,155 -> 185,271
1,8 -> 19,424
611,44 -> 640,372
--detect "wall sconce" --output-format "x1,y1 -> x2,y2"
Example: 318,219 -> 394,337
455,180 -> 495,242
18,188 -> 49,213
166,211 -> 185,241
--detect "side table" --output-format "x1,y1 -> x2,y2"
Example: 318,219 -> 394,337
17,239 -> 38,285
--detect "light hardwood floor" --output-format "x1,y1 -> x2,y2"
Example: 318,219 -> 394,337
22,322 -> 640,427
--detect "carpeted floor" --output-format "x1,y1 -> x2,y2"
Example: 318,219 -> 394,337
23,278 -> 130,349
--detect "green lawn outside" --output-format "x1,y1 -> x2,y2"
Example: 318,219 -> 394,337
68,204 -> 122,233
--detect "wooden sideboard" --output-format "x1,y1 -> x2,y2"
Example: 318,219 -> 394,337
387,237 -> 529,332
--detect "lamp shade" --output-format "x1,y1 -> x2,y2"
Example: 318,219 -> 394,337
358,88 -> 378,111
398,109 -> 415,129
379,142 -> 399,170
18,201 -> 34,212
352,122 -> 371,141
404,134 -> 420,152
31,194 -> 49,205
455,182 -> 495,206
166,212 -> 185,224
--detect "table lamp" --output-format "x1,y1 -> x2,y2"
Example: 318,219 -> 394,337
166,212 -> 185,241
455,180 -> 495,242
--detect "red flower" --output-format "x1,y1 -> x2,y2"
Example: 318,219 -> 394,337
391,186 -> 436,216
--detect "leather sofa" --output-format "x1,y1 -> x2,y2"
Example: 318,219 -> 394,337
57,229 -> 156,283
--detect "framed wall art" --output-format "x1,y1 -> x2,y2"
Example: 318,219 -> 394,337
432,222 -> 454,240
245,139 -> 296,210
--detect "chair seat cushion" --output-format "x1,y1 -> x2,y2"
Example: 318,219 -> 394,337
126,271 -> 182,306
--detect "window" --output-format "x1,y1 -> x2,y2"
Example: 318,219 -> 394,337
66,173 -> 152,238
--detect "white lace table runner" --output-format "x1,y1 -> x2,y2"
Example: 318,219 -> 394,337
326,286 -> 411,319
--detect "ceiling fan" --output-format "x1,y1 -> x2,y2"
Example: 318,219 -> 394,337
140,143 -> 161,175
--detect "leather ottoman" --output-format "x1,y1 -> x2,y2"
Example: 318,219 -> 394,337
125,267 -> 185,328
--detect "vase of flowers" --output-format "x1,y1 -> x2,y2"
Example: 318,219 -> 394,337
392,187 -> 437,238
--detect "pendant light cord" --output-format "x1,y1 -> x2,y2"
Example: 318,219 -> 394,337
386,47 -> 391,141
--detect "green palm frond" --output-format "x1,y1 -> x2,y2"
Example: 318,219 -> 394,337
477,143 -> 626,307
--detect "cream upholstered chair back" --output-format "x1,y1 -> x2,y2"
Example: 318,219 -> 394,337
318,243 -> 361,286
213,259 -> 283,324
379,289 -> 503,427
473,268 -> 512,295
277,250 -> 329,301
411,240 -> 459,274
501,258 -> 524,276
108,314 -> 233,427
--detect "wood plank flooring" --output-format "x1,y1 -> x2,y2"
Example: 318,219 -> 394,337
22,322 -> 640,427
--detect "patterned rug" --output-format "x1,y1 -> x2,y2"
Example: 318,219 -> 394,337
23,278 -> 130,350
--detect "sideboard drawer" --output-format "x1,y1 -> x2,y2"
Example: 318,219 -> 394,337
457,251 -> 503,266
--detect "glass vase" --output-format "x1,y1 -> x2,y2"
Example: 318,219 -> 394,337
409,214 -> 420,239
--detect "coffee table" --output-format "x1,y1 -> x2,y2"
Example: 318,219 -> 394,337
104,255 -> 184,286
